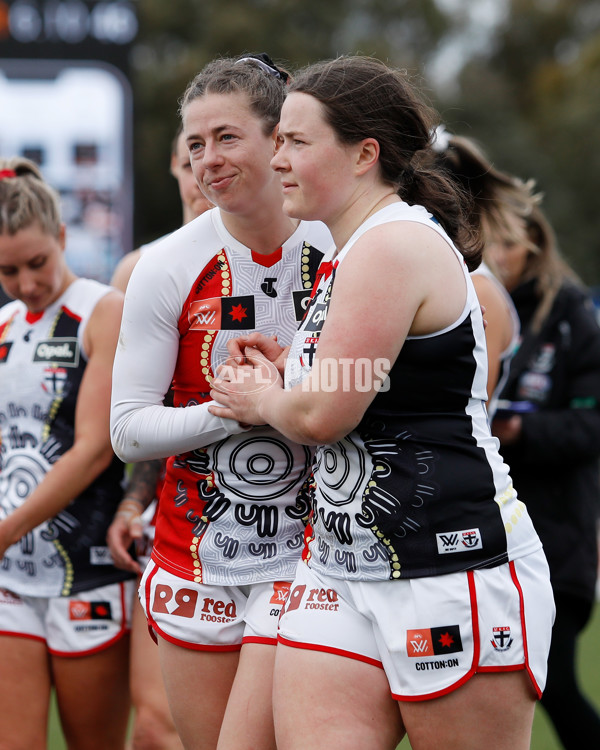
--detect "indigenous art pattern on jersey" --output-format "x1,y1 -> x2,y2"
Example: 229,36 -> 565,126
0,279 -> 130,597
285,202 -> 541,582
122,210 -> 332,585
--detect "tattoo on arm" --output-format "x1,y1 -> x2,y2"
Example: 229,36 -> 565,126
123,459 -> 163,510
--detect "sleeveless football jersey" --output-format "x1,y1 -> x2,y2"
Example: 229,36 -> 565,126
285,202 -> 541,582
0,279 -> 130,596
111,209 -> 332,585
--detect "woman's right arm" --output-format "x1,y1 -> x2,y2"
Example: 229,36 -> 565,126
110,250 -> 247,463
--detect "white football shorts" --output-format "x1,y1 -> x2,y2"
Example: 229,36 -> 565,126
278,548 -> 555,701
139,560 -> 291,651
0,580 -> 134,656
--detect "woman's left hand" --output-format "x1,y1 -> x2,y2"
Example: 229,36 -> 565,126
209,347 -> 282,425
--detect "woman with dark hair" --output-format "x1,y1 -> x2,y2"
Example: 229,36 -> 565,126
210,56 -> 554,750
110,54 -> 332,750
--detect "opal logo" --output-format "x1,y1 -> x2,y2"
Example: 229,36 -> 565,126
34,338 -> 80,367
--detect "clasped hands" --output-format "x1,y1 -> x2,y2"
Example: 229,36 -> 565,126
209,333 -> 289,426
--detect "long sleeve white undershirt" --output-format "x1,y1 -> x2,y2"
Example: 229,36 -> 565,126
110,238 -> 247,463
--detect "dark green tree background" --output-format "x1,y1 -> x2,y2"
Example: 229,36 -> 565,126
131,0 -> 600,286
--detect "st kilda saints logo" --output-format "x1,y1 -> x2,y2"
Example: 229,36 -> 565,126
42,366 -> 68,396
491,626 -> 513,651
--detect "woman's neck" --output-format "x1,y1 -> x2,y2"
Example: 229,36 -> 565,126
330,188 -> 399,253
220,209 -> 300,256
54,269 -> 78,302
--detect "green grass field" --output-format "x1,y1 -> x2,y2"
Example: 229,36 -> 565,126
48,605 -> 600,749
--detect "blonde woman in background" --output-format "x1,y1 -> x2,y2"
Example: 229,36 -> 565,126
0,158 -> 133,749
485,176 -> 600,750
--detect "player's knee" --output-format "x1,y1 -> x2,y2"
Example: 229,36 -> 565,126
131,706 -> 180,750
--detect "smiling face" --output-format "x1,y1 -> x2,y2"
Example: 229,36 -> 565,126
182,91 -> 279,219
0,223 -> 69,312
271,92 -> 360,226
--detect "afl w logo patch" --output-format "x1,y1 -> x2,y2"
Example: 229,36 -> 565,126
33,338 -> 80,367
188,295 -> 256,330
69,600 -> 113,620
90,546 -> 114,565
270,581 -> 291,605
407,625 -> 463,657
436,528 -> 482,554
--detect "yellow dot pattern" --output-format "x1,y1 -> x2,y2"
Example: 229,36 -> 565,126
301,242 -> 314,289
363,480 -> 402,579
199,252 -> 231,382
371,523 -> 402,579
203,243 -> 315,381
504,500 -> 527,534
55,540 -> 75,596
190,535 -> 203,583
